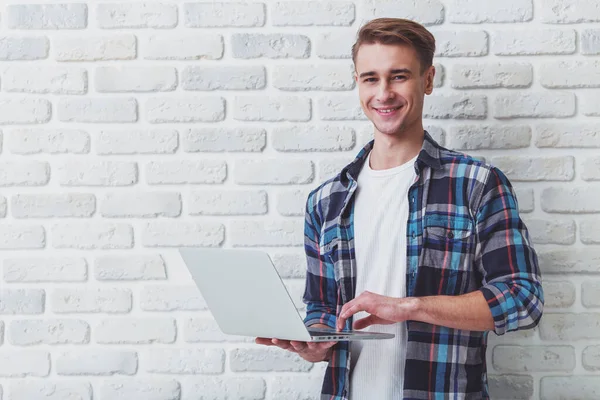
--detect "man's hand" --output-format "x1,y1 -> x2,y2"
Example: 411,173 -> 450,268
255,324 -> 337,363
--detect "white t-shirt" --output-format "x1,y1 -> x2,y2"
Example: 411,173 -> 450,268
349,151 -> 417,400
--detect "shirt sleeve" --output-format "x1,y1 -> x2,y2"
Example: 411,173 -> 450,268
476,167 -> 544,336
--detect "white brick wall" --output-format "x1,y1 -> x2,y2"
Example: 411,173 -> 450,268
0,1 -> 597,399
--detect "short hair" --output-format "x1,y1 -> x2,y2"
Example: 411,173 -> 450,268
351,18 -> 436,74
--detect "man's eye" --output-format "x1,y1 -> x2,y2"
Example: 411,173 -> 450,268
364,78 -> 377,83
393,75 -> 406,80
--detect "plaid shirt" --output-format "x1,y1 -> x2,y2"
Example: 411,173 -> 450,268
303,132 -> 544,400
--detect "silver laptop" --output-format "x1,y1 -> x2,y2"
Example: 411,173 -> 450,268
179,248 -> 394,342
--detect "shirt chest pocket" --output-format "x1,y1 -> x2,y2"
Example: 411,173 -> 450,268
422,214 -> 476,272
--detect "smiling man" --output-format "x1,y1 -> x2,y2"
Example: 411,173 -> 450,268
256,18 -> 544,399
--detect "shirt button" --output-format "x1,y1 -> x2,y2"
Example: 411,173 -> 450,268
447,231 -> 454,239
412,232 -> 416,239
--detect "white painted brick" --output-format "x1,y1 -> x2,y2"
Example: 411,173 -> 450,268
319,157 -> 354,181
58,97 -> 137,123
274,64 -> 354,91
4,257 -> 87,282
364,0 -> 444,25
58,160 -> 137,186
540,313 -> 600,340
492,29 -> 576,55
189,190 -> 267,216
147,97 -> 224,123
542,188 -> 600,214
541,377 -> 600,399
146,160 -> 226,184
8,381 -> 91,400
521,218 -> 575,244
0,196 -> 6,218
97,129 -> 178,154
493,345 -> 575,372
230,348 -> 312,372
277,189 -> 311,217
538,248 -> 600,274
317,31 -> 354,59
424,94 -> 487,119
494,92 -> 575,119
535,123 -> 600,148
184,317 -> 252,343
97,3 -> 177,29
182,66 -> 266,91
582,29 -> 600,55
451,63 -> 532,89
0,36 -> 48,60
56,350 -> 137,376
9,319 -> 89,345
583,346 -> 600,371
541,0 -> 600,23
490,156 -> 574,181
0,289 -> 44,314
55,35 -> 136,61
580,91 -> 600,117
3,66 -> 86,94
7,4 -> 87,29
52,223 -> 133,249
581,220 -> 600,244
6,129 -> 90,154
94,255 -> 166,281
140,285 -> 206,311
232,34 -> 310,59
96,318 -> 175,344
184,3 -> 265,27
230,220 -> 304,247
273,126 -> 355,152
235,159 -> 314,185
433,31 -> 489,57
515,186 -> 534,213
144,349 -> 224,374
318,95 -> 367,121
273,1 -> 354,26
542,61 -> 600,88
271,376 -> 325,400
0,352 -> 49,377
488,375 -> 534,399
99,379 -> 180,400
0,225 -> 45,249
271,252 -> 306,278
12,194 -> 95,218
434,64 -> 445,88
448,125 -> 531,150
183,378 -> 265,399
543,280 -> 576,308
447,0 -> 532,23
101,192 -> 181,218
142,221 -> 224,247
51,288 -> 132,314
582,281 -> 600,307
96,66 -> 177,93
582,157 -> 600,181
145,34 -> 222,60
234,96 -> 311,122
184,128 -> 265,152
0,161 -> 49,186
0,98 -> 51,124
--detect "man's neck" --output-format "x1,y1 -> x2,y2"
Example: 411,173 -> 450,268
369,127 -> 425,171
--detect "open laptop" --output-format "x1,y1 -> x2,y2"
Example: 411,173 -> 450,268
179,248 -> 394,342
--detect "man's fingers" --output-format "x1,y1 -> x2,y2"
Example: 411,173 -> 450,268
255,337 -> 274,346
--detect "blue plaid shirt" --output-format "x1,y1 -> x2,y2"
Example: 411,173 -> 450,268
303,132 -> 544,399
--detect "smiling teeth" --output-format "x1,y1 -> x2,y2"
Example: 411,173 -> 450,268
379,108 -> 398,113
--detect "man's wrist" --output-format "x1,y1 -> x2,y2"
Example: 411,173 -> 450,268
400,296 -> 423,322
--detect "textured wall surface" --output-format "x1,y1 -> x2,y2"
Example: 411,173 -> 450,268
0,0 -> 598,399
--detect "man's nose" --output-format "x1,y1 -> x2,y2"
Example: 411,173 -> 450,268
376,82 -> 394,102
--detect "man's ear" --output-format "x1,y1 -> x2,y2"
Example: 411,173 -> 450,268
424,65 -> 435,95
354,70 -> 358,83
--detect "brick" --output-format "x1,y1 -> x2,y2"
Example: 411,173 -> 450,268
433,31 -> 489,57
434,64 -> 445,88
319,158 -> 354,181
146,160 -> 226,184
273,2 -> 354,26
181,378 -> 265,399
540,313 -> 600,340
274,64 -> 355,91
319,95 -> 367,121
96,318 -> 175,344
538,248 -> 600,274
492,345 -> 575,372
145,34 -> 222,60
146,97 -> 224,123
99,379 -> 181,400
271,252 -> 307,278
494,92 -> 575,118
230,348 -> 312,372
582,281 -> 600,307
317,31 -> 354,59
448,125 -> 531,150
96,66 -> 177,92
9,319 -> 89,345
580,91 -> 600,117
8,381 -> 91,400
4,257 -> 87,282
142,221 -> 224,247
231,34 -> 310,59
0,161 -> 49,186
541,0 -> 600,23
184,3 -> 265,27
97,3 -> 177,29
59,98 -> 137,123
189,190 -> 267,216
542,187 -> 600,214
583,346 -> 600,371
490,156 -> 574,182
144,349 -> 224,374
0,225 -> 45,249
535,123 -> 600,148
0,289 -> 44,314
0,36 -> 48,60
492,29 -> 575,55
55,35 -> 136,61
6,129 -> 90,154
0,196 -> 6,218
0,98 -> 51,124
184,128 -> 265,152
543,280 -> 576,308
451,63 -> 532,89
52,223 -> 133,249
271,376 -> 335,399
277,189 -> 311,217
182,66 -> 266,91
58,160 -> 137,186
100,192 -> 181,218
235,159 -> 314,185
582,29 -> 600,55
424,94 -> 487,119
140,285 -> 206,311
541,61 -> 600,88
51,288 -> 132,314
521,218 -> 575,244
184,317 -> 252,343
12,194 -> 95,218
230,220 -> 304,247
95,255 -> 166,281
3,66 -> 86,94
582,157 -> 600,181
273,126 -> 355,152
541,377 -> 600,399
56,350 -> 137,376
487,375 -> 533,399
447,0 -> 532,23
234,96 -> 311,122
97,129 -> 178,154
0,352 -> 49,377
364,0 -> 444,26
7,4 -> 87,29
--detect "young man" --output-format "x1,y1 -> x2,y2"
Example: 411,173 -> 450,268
257,18 -> 543,399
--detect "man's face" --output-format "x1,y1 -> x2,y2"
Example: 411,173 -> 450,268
354,42 -> 435,138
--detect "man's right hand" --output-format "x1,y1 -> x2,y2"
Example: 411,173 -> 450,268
255,324 -> 337,363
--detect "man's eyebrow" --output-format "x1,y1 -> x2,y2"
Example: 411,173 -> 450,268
358,68 -> 412,79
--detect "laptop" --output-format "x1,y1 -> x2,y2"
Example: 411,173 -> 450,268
179,248 -> 394,342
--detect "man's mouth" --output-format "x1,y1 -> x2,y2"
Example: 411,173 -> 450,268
373,106 -> 402,116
